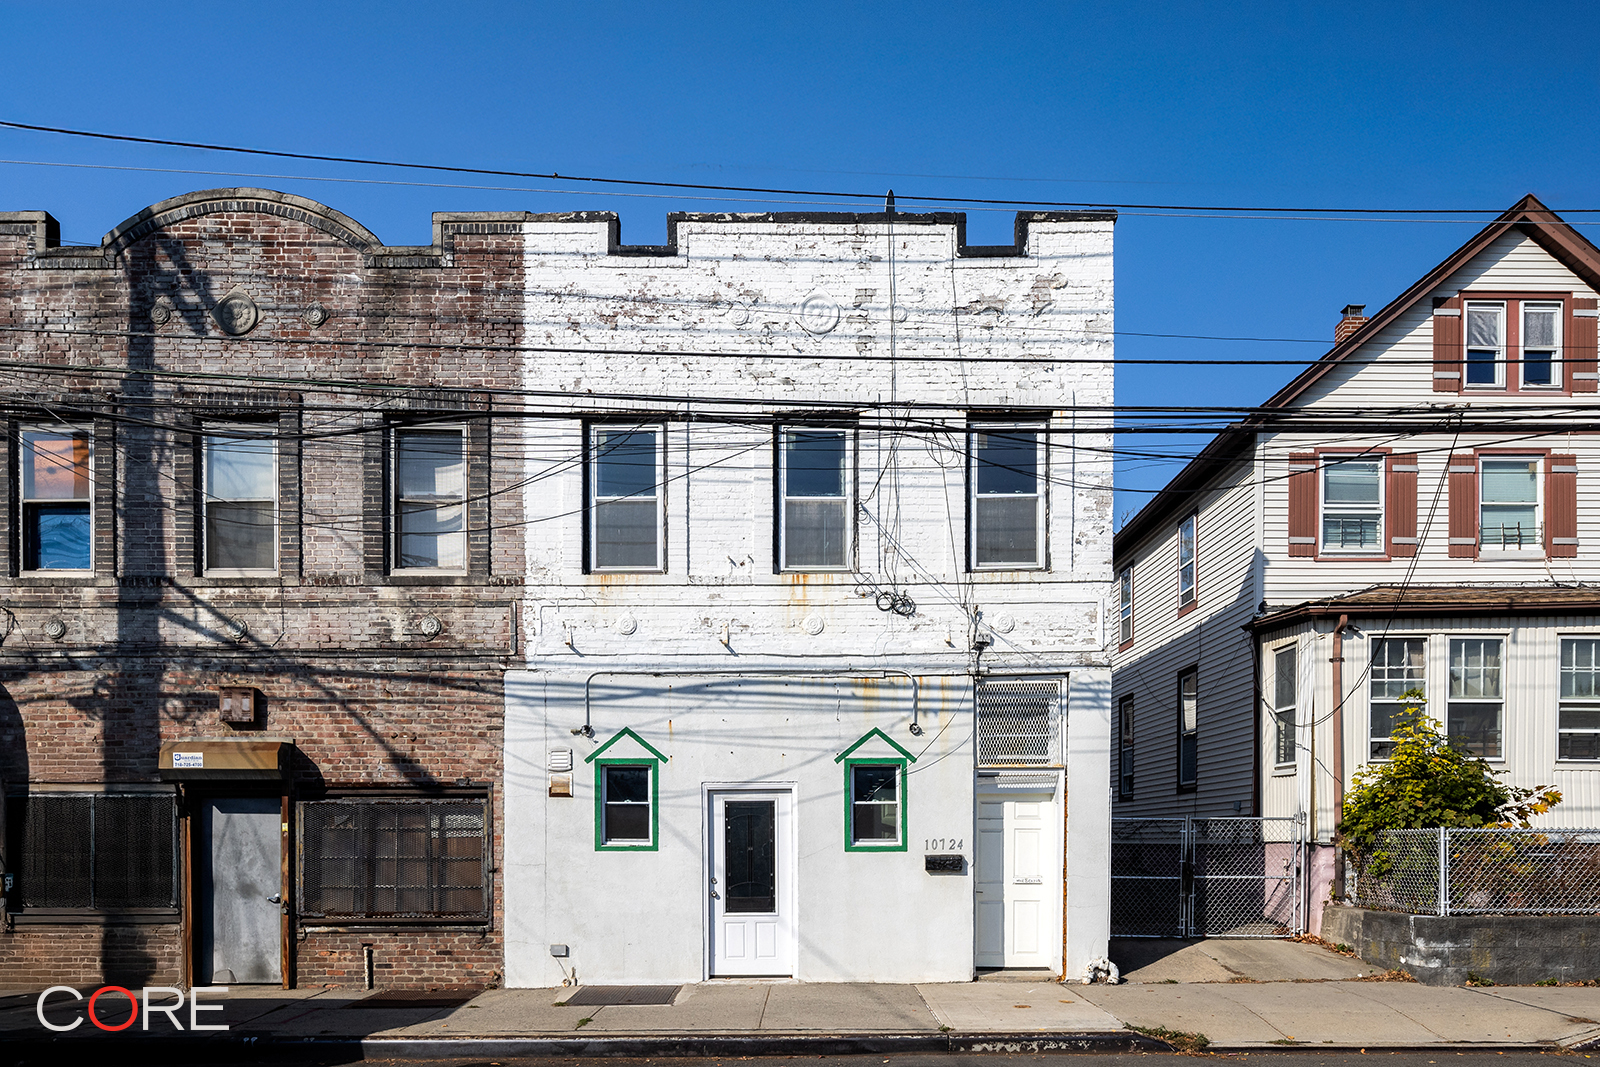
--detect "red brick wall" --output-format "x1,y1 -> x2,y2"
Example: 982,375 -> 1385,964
1,924 -> 184,989
0,191 -> 523,990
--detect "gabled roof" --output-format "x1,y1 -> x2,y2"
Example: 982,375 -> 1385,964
1114,195 -> 1600,559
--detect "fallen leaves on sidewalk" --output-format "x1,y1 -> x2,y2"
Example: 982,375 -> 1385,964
1349,969 -> 1418,982
1289,933 -> 1359,957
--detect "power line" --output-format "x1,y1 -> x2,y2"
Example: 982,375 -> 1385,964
5,119 -> 1598,217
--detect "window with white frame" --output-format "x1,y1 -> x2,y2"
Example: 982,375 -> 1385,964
203,423 -> 277,574
1321,455 -> 1383,553
1448,637 -> 1503,758
1177,669 -> 1198,788
597,763 -> 656,849
1559,638 -> 1600,761
1370,637 -> 1425,759
1464,301 -> 1507,387
1118,566 -> 1133,644
1117,694 -> 1135,798
394,427 -> 466,571
1522,302 -> 1562,388
970,423 -> 1045,569
1177,516 -> 1196,607
20,427 -> 92,571
589,425 -> 664,572
846,762 -> 905,849
1273,646 -> 1297,768
779,428 -> 852,570
1462,299 -> 1564,390
1480,456 -> 1541,550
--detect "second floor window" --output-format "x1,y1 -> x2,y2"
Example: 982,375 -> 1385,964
395,428 -> 466,571
1322,455 -> 1383,553
970,424 -> 1045,569
1118,567 -> 1133,645
1177,516 -> 1196,607
204,423 -> 277,575
590,425 -> 663,572
780,428 -> 851,570
1480,456 -> 1541,550
21,428 -> 92,571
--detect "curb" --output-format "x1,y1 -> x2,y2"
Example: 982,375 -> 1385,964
1205,1044 -> 1563,1055
0,1029 -> 1170,1062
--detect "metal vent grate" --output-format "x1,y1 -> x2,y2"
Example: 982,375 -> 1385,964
299,798 -> 489,921
12,793 -> 177,910
976,681 -> 1061,767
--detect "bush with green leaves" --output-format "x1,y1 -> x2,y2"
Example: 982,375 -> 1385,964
1337,689 -> 1561,877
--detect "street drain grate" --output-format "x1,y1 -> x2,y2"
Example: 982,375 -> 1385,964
349,988 -> 481,1009
564,985 -> 681,1007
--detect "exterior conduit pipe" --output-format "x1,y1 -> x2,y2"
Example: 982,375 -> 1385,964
1330,613 -> 1349,899
577,668 -> 922,739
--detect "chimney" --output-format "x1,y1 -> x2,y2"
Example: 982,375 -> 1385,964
1335,304 -> 1368,344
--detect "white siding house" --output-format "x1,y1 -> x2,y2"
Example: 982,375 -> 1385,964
1112,196 -> 1600,928
502,210 -> 1115,984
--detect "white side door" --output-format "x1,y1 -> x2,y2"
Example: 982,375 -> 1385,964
708,790 -> 795,977
974,791 -> 1060,968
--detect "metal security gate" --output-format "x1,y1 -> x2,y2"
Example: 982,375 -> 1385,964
1112,815 -> 1305,938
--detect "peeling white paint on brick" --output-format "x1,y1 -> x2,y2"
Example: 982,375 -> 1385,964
504,213 -> 1115,984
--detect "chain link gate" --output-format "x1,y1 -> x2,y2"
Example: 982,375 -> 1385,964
1112,815 -> 1305,938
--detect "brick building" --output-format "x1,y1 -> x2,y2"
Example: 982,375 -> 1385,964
0,189 -> 529,989
504,210 -> 1116,984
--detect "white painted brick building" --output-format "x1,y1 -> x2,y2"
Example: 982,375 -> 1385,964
503,210 -> 1115,984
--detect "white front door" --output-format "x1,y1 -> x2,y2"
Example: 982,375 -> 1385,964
708,790 -> 795,977
974,791 -> 1060,969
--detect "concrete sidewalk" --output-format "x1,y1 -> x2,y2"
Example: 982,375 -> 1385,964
2,939 -> 1598,1058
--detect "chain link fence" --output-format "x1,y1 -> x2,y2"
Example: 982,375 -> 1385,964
1112,816 -> 1305,938
1352,827 -> 1600,916
1110,818 -> 1186,938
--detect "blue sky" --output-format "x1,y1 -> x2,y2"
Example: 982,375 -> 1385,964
4,1 -> 1597,526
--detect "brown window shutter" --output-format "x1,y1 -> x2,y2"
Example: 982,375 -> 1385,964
1570,297 -> 1598,394
1433,296 -> 1462,393
1547,453 -> 1578,558
1447,452 -> 1478,558
1386,453 -> 1418,558
1287,452 -> 1318,557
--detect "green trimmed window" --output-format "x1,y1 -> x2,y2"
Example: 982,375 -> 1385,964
845,759 -> 906,850
595,760 -> 658,851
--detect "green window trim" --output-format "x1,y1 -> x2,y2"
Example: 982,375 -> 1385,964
842,757 -> 908,852
593,758 -> 660,852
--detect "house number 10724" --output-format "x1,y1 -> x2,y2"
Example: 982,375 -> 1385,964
924,838 -> 962,851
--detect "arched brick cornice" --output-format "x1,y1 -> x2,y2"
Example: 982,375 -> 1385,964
101,188 -> 383,257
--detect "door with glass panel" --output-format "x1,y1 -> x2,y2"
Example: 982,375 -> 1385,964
708,790 -> 794,977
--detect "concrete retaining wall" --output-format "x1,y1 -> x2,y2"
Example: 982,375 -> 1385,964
1323,905 -> 1600,986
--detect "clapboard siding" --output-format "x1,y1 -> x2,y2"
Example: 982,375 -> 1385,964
1297,233 -> 1593,409
1263,430 -> 1597,603
1262,614 -> 1600,836
1120,211 -> 1600,833
1112,457 -> 1262,817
